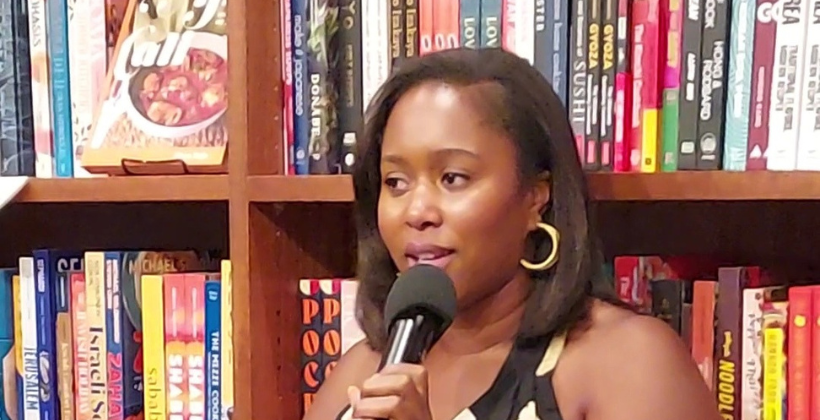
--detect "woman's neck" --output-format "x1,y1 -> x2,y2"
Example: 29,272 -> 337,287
434,269 -> 532,356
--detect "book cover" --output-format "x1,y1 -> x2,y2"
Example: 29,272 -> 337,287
82,0 -> 228,175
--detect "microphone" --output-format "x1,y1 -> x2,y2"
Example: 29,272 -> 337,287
379,264 -> 458,369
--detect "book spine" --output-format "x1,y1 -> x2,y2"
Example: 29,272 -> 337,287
811,287 -> 820,420
723,0 -> 756,171
66,0 -> 107,178
340,281 -> 364,354
795,0 -> 820,170
502,0 -> 516,52
299,279 -> 322,415
419,0 -> 434,54
481,0 -> 502,47
307,0 -> 342,174
54,271 -> 75,420
661,0 -> 683,172
105,255 -> 124,420
552,0 -> 569,104
765,0 -> 809,170
761,302 -> 788,420
0,0 -> 17,175
27,0 -> 54,178
613,0 -> 631,171
443,0 -> 461,49
600,0 -> 618,171
677,0 -> 702,169
164,274 -> 188,420
204,280 -> 222,420
569,0 -> 588,165
320,280 -> 342,376
460,0 -> 481,48
141,275 -> 166,420
185,274 -> 206,420
786,286 -> 812,420
0,271 -> 13,420
585,0 -> 603,171
292,0 -> 310,175
219,261 -> 233,419
390,0 -> 406,66
715,267 -> 743,420
629,1 -> 645,172
695,0 -> 729,169
84,252 -> 108,420
642,0 -> 662,173
691,280 -> 716,391
406,0 -> 420,58
281,0 -> 295,174
534,0 -> 552,78
44,0 -> 72,177
18,259 -> 40,420
745,0 -> 778,170
516,0 -> 536,64
740,288 -> 763,420
71,273 -> 91,420
31,255 -> 57,420
11,0 -> 35,177
337,0 -> 362,174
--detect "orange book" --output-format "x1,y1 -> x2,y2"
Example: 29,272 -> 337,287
691,280 -> 716,391
810,286 -> 820,420
788,286 -> 813,420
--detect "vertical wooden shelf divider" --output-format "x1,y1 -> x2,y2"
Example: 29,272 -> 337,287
227,0 -> 358,418
227,0 -> 287,416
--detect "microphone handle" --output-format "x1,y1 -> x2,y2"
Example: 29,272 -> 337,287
378,312 -> 442,369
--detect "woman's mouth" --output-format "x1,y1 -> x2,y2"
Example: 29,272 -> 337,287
404,242 -> 456,269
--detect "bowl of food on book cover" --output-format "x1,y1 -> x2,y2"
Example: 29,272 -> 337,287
124,30 -> 228,139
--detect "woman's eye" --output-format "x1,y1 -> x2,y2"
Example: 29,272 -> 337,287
442,172 -> 469,187
384,177 -> 408,190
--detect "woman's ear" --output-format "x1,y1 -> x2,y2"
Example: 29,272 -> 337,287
527,171 -> 551,230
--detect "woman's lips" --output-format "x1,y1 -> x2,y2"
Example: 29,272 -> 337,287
404,242 -> 456,269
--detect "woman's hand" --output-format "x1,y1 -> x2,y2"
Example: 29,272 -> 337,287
347,363 -> 434,420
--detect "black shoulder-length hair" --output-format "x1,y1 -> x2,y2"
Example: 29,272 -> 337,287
352,47 -> 627,352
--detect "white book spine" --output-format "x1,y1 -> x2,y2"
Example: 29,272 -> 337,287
18,257 -> 40,420
740,288 -> 763,420
795,0 -> 820,169
765,0 -> 811,170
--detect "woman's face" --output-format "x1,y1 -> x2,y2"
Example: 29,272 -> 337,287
377,82 -> 550,308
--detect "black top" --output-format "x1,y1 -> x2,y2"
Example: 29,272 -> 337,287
335,331 -> 568,420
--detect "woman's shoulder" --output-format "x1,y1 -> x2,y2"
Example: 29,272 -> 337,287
551,300 -> 721,420
302,340 -> 381,420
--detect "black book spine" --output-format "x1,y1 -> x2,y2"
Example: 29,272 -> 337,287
337,0 -> 363,174
677,0 -> 703,170
599,0 -> 618,171
695,0 -> 730,169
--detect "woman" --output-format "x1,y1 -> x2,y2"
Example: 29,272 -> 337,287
304,48 -> 719,420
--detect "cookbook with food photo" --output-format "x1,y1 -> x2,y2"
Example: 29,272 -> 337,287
81,0 -> 229,175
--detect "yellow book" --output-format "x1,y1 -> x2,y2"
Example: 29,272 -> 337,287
142,275 -> 167,420
762,327 -> 785,420
640,109 -> 659,172
83,252 -> 108,420
220,260 -> 233,420
11,275 -> 22,420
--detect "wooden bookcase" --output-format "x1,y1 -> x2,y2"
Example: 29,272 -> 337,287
2,0 -> 820,419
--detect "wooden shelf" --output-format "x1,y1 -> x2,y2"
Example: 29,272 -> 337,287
11,175 -> 229,203
246,172 -> 820,203
248,175 -> 354,202
587,171 -> 820,201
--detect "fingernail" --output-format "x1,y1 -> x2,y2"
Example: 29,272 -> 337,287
347,385 -> 360,403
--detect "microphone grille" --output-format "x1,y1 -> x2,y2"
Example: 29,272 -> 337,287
383,265 -> 457,331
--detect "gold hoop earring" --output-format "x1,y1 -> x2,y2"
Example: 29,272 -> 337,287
520,222 -> 560,271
